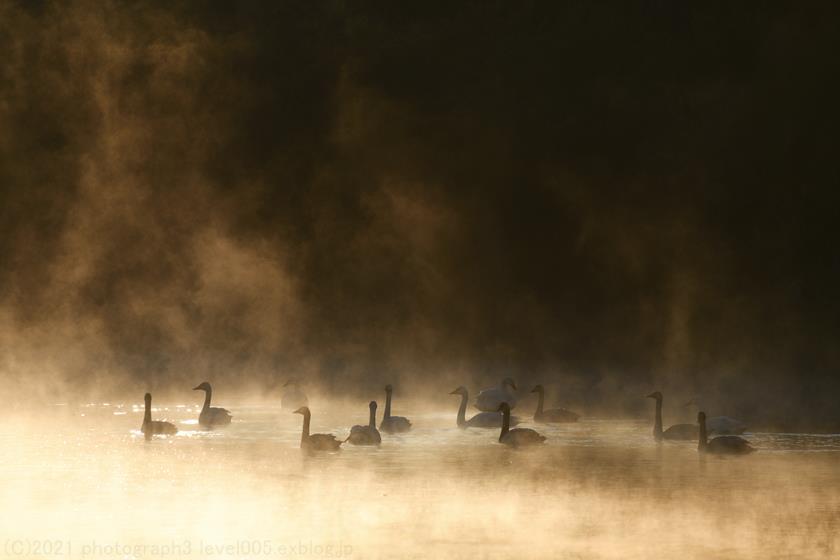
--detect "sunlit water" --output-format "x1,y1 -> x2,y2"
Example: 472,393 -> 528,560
2,402 -> 839,559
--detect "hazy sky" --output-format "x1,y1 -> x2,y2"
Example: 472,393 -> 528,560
1,2 -> 838,428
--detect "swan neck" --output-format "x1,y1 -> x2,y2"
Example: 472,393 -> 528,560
384,391 -> 392,419
202,388 -> 212,412
698,416 -> 708,450
301,411 -> 311,444
456,393 -> 467,426
368,407 -> 376,429
535,390 -> 545,418
499,407 -> 510,441
143,399 -> 151,425
653,398 -> 663,440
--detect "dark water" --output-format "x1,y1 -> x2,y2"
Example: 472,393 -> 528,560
1,402 -> 838,559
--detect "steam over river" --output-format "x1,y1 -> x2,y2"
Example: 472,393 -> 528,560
2,402 -> 839,559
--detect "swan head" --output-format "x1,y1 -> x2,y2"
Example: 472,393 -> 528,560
697,411 -> 706,423
683,397 -> 699,408
449,386 -> 467,396
369,401 -> 377,410
385,384 -> 393,393
144,393 -> 152,403
501,378 -> 517,390
646,391 -> 663,400
496,402 -> 511,413
293,406 -> 310,416
283,379 -> 300,388
530,384 -> 544,394
193,382 -> 211,392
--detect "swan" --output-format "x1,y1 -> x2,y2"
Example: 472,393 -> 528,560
281,379 -> 308,410
450,386 -> 520,428
684,398 -> 747,434
474,377 -> 517,412
646,391 -> 697,441
380,384 -> 411,433
347,401 -> 382,445
141,393 -> 178,438
193,382 -> 232,428
294,406 -> 342,451
530,385 -> 579,423
698,411 -> 754,454
498,402 -> 545,447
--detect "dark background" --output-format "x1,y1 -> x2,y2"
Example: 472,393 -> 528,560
1,1 -> 838,429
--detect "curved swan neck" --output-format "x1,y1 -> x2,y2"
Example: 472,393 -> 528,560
368,406 -> 376,429
456,393 -> 467,426
201,388 -> 212,412
499,406 -> 510,441
653,398 -> 663,440
300,411 -> 311,444
384,390 -> 392,419
535,389 -> 545,418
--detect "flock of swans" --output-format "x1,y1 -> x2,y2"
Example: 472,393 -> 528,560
141,378 -> 754,455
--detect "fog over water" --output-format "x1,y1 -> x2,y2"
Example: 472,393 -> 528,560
2,2 -> 840,559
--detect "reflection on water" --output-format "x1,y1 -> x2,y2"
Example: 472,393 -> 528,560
2,403 -> 839,559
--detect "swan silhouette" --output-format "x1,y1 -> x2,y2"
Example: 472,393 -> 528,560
647,391 -> 697,441
474,378 -> 517,411
193,382 -> 232,428
294,406 -> 342,451
684,398 -> 747,434
698,411 -> 754,454
530,385 -> 579,423
498,402 -> 545,447
450,386 -> 519,428
380,385 -> 411,433
281,379 -> 308,410
141,393 -> 177,438
347,401 -> 382,445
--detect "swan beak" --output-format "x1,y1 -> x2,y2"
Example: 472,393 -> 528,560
510,382 -> 517,390
449,389 -> 460,395
283,380 -> 291,387
645,393 -> 656,399
192,385 -> 201,391
530,387 -> 538,393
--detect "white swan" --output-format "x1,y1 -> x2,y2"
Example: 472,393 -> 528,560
684,398 -> 747,434
294,406 -> 342,451
474,378 -> 517,412
141,393 -> 177,438
531,385 -> 579,423
450,386 -> 520,428
347,401 -> 382,445
698,411 -> 754,454
647,392 -> 697,441
380,384 -> 411,433
193,382 -> 232,428
498,402 -> 545,447
281,379 -> 308,410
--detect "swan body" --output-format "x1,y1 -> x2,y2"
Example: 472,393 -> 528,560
474,377 -> 517,412
380,385 -> 411,433
141,393 -> 177,438
498,402 -> 545,447
348,401 -> 382,445
531,385 -> 579,423
698,411 -> 754,455
450,386 -> 519,428
647,391 -> 697,441
294,406 -> 342,451
281,379 -> 309,410
193,382 -> 232,428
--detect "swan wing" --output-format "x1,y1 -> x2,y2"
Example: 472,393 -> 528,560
708,435 -> 754,454
381,416 -> 412,433
307,433 -> 342,450
501,428 -> 545,447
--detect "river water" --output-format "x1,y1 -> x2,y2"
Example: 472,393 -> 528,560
2,400 -> 838,559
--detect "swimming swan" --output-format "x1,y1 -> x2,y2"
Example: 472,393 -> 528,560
347,401 -> 382,445
380,385 -> 411,433
450,386 -> 520,428
294,406 -> 342,451
281,379 -> 309,410
698,411 -> 754,454
647,391 -> 697,441
475,378 -> 517,412
193,382 -> 232,428
531,385 -> 579,423
141,393 -> 177,438
498,402 -> 545,447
